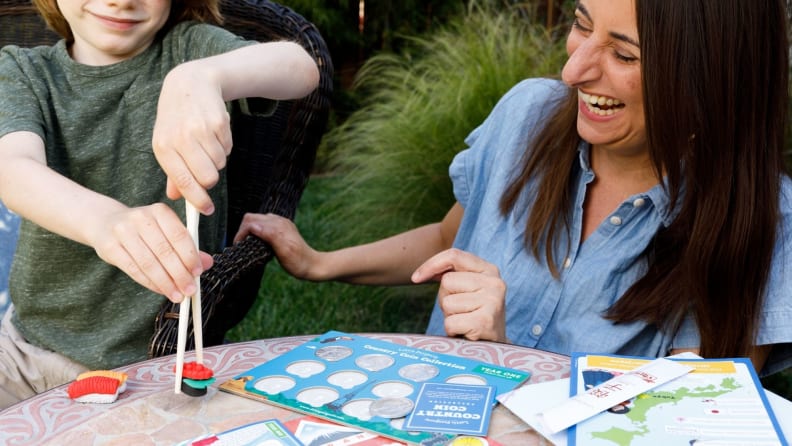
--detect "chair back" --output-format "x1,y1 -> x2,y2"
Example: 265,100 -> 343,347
0,0 -> 334,357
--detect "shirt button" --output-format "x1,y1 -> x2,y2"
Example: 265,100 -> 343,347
532,324 -> 543,336
609,216 -> 623,226
563,257 -> 572,268
633,198 -> 646,207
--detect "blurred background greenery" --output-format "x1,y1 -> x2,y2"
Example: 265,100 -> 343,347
226,0 -> 792,400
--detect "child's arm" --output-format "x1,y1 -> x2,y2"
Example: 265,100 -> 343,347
0,131 -> 211,303
152,41 -> 320,215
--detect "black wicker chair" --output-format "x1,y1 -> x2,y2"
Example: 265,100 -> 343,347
0,0 -> 334,358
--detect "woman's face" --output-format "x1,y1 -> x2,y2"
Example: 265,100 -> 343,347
58,0 -> 171,65
561,0 -> 646,156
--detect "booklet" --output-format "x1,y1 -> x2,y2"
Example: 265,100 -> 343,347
404,382 -> 495,436
567,353 -> 789,446
219,331 -> 529,446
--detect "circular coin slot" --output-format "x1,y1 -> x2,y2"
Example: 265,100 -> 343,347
327,370 -> 368,389
371,381 -> 414,398
285,360 -> 326,378
445,374 -> 487,386
398,363 -> 440,382
316,345 -> 354,362
355,354 -> 396,372
342,398 -> 374,421
296,386 -> 339,407
252,375 -> 296,395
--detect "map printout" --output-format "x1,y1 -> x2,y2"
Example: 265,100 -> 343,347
569,354 -> 788,446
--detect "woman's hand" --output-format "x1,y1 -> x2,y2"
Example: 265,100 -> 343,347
91,202 -> 213,302
234,213 -> 319,280
412,248 -> 507,343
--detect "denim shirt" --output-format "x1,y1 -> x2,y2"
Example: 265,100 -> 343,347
425,78 -> 792,376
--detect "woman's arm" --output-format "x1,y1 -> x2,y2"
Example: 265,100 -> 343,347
234,202 -> 464,285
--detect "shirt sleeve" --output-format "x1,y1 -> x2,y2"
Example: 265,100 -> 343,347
449,78 -> 570,211
755,176 -> 792,376
0,46 -> 46,140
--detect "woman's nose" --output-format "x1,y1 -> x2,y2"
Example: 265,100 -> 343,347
561,39 -> 601,87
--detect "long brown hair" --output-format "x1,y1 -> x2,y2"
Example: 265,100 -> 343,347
501,0 -> 789,359
33,0 -> 223,42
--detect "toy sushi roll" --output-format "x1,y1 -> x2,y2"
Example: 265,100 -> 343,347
67,375 -> 124,404
76,370 -> 129,393
177,361 -> 216,396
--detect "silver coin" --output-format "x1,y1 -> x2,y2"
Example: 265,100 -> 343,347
315,345 -> 353,362
369,397 -> 415,419
445,374 -> 487,386
355,354 -> 395,371
398,363 -> 440,382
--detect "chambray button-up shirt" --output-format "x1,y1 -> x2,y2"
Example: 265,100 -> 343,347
425,78 -> 792,376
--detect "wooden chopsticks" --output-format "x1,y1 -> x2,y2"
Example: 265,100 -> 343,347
174,201 -> 204,394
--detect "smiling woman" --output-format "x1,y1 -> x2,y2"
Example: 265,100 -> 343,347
235,0 -> 792,382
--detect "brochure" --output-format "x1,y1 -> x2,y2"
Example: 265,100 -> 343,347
567,353 -> 788,446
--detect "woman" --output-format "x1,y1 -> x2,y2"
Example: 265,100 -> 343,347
236,0 -> 792,376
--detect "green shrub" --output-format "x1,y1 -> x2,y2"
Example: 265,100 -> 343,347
228,2 -> 567,340
319,2 -> 567,245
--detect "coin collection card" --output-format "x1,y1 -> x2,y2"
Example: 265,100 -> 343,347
219,331 -> 530,446
405,383 -> 495,436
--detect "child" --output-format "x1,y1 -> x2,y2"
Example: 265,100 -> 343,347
0,0 -> 319,408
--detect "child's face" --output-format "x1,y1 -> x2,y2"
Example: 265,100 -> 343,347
57,0 -> 171,65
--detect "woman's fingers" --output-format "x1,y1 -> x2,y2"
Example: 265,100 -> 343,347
413,249 -> 507,343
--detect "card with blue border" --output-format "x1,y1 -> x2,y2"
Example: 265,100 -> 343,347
405,382 -> 495,436
178,419 -> 302,446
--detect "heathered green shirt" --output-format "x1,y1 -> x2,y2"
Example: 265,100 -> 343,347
0,21 -> 254,369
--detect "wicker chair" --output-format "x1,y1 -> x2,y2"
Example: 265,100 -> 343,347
0,0 -> 334,358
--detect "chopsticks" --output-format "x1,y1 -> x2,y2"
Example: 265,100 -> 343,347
174,201 -> 204,394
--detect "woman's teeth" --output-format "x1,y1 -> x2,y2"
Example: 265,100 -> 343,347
580,91 -> 624,116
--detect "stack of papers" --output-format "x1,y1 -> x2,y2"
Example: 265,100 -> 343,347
498,353 -> 790,445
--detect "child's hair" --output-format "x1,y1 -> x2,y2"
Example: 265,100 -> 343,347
33,0 -> 224,42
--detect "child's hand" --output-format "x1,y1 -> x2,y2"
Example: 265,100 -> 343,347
152,62 -> 232,215
412,248 -> 507,343
92,203 -> 213,302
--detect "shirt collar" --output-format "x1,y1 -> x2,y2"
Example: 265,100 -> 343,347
576,142 -> 682,227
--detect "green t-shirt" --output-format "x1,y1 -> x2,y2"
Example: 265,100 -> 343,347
0,21 -> 254,369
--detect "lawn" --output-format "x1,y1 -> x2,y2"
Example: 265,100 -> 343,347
227,175 -> 792,401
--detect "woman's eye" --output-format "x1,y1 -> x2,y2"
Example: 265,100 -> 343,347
614,52 -> 638,63
572,18 -> 591,33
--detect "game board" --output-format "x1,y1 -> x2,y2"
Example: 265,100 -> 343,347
219,331 -> 530,446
